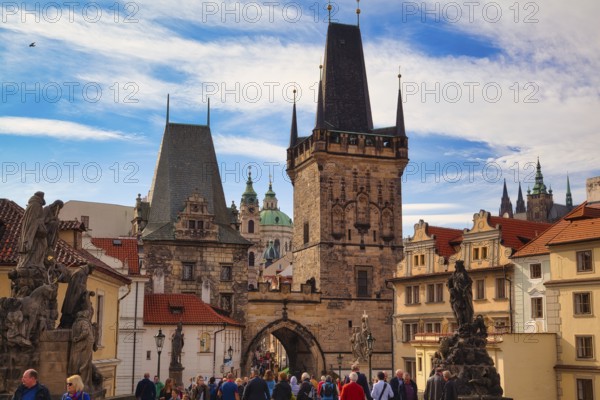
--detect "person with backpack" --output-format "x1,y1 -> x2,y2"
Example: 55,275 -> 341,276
296,373 -> 315,400
319,377 -> 337,400
370,372 -> 393,400
271,372 -> 292,400
208,377 -> 218,400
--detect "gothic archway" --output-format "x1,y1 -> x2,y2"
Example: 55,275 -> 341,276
242,318 -> 326,378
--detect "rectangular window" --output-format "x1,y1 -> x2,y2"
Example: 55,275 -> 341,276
482,247 -> 488,259
96,294 -> 104,345
495,278 -> 506,299
531,297 -> 543,318
436,283 -> 444,302
189,220 -> 196,229
427,284 -> 435,303
348,229 -> 352,241
425,322 -> 441,333
530,263 -> 542,279
182,262 -> 195,281
220,294 -> 233,312
576,336 -> 594,359
405,359 -> 416,379
357,270 -> 369,297
406,285 -> 419,305
303,222 -> 309,244
475,279 -> 485,300
220,265 -> 232,281
473,247 -> 480,260
373,230 -> 377,242
473,246 -> 488,261
146,350 -> 151,360
81,215 -> 90,229
577,250 -> 593,272
417,356 -> 422,372
403,322 -> 419,342
574,293 -> 592,315
577,378 -> 594,400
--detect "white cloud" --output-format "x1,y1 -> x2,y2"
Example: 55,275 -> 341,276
0,117 -> 134,140
213,134 -> 287,160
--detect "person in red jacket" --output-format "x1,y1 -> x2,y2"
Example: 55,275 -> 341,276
340,373 -> 365,400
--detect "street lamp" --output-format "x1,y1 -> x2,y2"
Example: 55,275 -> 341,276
154,329 -> 166,380
366,332 -> 375,388
227,345 -> 233,360
336,353 -> 343,381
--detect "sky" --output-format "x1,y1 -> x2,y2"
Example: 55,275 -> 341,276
1,0 -> 599,236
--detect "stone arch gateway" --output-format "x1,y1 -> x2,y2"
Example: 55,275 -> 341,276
242,317 -> 326,377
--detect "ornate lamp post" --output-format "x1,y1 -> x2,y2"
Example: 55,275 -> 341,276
227,345 -> 233,360
366,332 -> 375,388
337,353 -> 343,380
154,328 -> 166,379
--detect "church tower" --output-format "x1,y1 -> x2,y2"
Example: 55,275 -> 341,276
286,22 -> 409,297
239,169 -> 261,284
527,158 -> 554,223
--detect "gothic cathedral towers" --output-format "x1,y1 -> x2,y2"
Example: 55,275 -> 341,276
286,23 -> 409,297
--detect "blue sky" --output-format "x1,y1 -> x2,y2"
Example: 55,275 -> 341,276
1,0 -> 599,236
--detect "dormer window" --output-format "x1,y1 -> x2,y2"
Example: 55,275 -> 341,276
169,306 -> 183,314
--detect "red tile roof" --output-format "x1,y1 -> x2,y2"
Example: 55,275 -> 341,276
427,226 -> 463,259
0,199 -> 130,284
513,202 -> 600,257
144,294 -> 243,326
91,237 -> 140,275
488,216 -> 551,251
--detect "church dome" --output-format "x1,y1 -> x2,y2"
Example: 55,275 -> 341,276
260,209 -> 293,227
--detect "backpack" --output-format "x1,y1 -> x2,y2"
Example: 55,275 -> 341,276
322,383 -> 334,398
209,384 -> 218,400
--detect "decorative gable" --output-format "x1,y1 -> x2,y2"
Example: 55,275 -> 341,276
174,193 -> 218,240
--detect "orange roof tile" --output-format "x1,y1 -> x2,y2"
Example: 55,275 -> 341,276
91,237 -> 140,275
144,294 -> 243,326
427,226 -> 463,259
59,220 -> 86,231
488,217 -> 551,251
547,219 -> 600,245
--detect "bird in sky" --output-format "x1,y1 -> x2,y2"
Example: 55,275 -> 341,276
29,42 -> 35,47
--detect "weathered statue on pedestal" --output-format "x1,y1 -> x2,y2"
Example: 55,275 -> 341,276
350,312 -> 370,363
432,261 -> 509,399
170,322 -> 185,367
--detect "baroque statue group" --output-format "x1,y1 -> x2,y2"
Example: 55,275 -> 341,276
0,192 -> 103,394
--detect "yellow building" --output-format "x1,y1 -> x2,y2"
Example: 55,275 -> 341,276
0,198 -> 130,396
390,211 -> 551,394
517,196 -> 600,400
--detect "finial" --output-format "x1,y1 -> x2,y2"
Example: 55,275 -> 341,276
398,65 -> 402,89
356,0 -> 361,27
207,97 -> 211,127
327,1 -> 332,24
247,166 -> 252,180
293,88 -> 297,104
319,64 -> 323,81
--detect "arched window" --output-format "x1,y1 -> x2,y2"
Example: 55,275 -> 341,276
200,332 -> 211,352
274,239 -> 281,256
249,252 -> 255,267
248,220 -> 255,233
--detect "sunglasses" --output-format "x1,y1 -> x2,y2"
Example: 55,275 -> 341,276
67,383 -> 73,386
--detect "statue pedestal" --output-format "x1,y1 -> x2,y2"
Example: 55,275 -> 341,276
39,329 -> 71,396
169,365 -> 185,388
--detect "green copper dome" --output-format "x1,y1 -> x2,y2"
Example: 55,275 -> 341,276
260,209 -> 293,227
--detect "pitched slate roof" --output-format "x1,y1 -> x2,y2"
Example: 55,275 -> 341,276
322,23 -> 373,133
143,122 -> 249,246
144,293 -> 243,326
90,237 -> 140,275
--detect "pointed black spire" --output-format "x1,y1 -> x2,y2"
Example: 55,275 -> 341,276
566,174 -> 573,209
516,182 -> 526,213
290,89 -> 298,147
396,69 -> 407,137
499,179 -> 513,218
207,97 -> 210,127
314,66 -> 325,130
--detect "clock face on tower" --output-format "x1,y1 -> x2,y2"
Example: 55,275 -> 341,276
249,207 -> 255,213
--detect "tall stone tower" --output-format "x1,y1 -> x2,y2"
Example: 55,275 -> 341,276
286,22 -> 409,297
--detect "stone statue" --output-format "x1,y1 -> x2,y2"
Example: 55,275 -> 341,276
350,312 -> 370,362
170,322 -> 184,367
17,191 -> 47,271
43,199 -> 64,257
69,309 -> 96,388
447,260 -> 474,328
59,263 -> 95,329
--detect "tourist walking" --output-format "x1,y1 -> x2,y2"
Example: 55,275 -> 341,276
271,372 -> 292,400
398,374 -> 417,400
441,372 -> 457,400
339,373 -> 364,400
296,373 -> 316,400
290,376 -> 300,396
219,373 -> 240,400
319,376 -> 337,400
370,372 -> 393,400
12,369 -> 52,400
136,373 -> 157,400
424,369 -> 444,400
242,370 -> 270,400
192,376 -> 210,400
388,370 -> 403,400
62,375 -> 90,400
